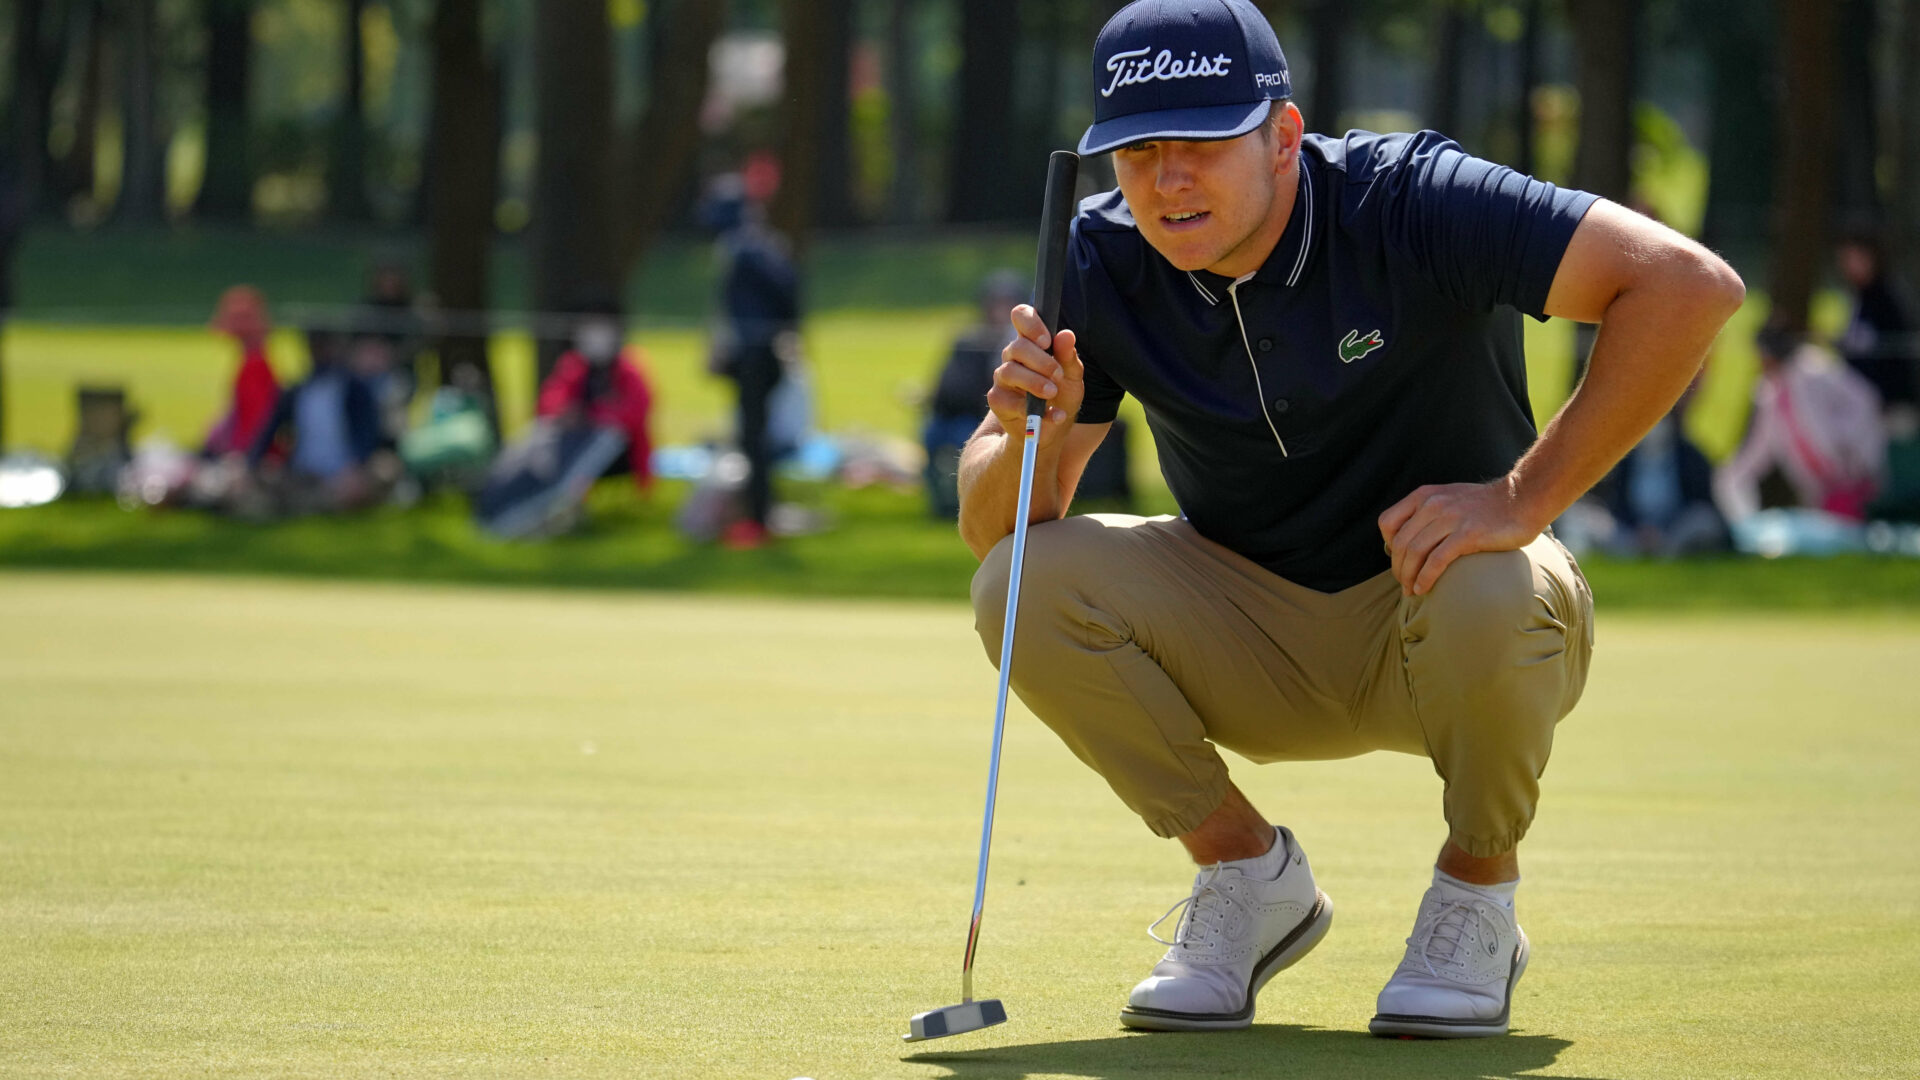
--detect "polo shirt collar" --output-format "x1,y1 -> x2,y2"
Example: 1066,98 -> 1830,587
1182,157 -> 1318,306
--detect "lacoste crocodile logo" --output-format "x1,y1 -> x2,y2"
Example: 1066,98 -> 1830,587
1339,329 -> 1385,364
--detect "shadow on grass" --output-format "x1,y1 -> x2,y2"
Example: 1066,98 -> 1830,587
906,1025 -> 1604,1080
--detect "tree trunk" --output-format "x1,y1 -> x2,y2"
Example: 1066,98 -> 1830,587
1696,0 -> 1772,257
1830,0 -> 1878,233
427,0 -> 500,433
8,0 -> 60,214
530,0 -> 619,384
328,0 -> 373,221
1517,0 -> 1540,176
197,0 -> 255,220
1895,0 -> 1920,287
947,0 -> 1020,223
1430,0 -> 1466,139
56,0 -> 106,206
885,0 -> 919,224
1767,0 -> 1838,334
813,0 -> 855,228
115,0 -> 166,223
1306,0 -> 1349,136
615,0 -> 727,271
772,0 -> 850,247
1567,0 -> 1638,205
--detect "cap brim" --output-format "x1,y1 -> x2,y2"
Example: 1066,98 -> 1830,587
1078,99 -> 1273,156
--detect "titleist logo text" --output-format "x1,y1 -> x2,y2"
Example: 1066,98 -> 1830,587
1102,46 -> 1234,97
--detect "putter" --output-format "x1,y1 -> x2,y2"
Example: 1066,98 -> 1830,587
905,149 -> 1080,1044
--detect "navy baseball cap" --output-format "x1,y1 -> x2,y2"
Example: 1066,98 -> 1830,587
1079,0 -> 1291,156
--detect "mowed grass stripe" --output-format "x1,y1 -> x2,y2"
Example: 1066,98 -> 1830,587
1,572 -> 1916,1079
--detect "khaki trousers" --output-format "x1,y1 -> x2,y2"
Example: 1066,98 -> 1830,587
971,515 -> 1594,857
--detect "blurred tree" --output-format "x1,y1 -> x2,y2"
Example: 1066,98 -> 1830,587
1567,0 -> 1638,205
54,0 -> 106,208
1897,0 -> 1920,286
115,0 -> 167,223
530,0 -> 619,382
1768,0 -> 1837,334
615,0 -> 727,268
884,0 -> 918,223
427,0 -> 499,431
1692,0 -> 1772,255
773,0 -> 853,246
947,0 -> 1019,222
1303,0 -> 1350,135
7,0 -> 68,214
1516,0 -> 1539,175
1430,0 -> 1467,139
328,0 -> 374,221
1831,0 -> 1878,231
198,0 -> 256,220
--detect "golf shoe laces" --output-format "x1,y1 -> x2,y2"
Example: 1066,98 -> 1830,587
1408,897 -> 1504,978
1146,864 -> 1243,954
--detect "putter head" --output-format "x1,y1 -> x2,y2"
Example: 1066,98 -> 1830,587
902,999 -> 1007,1042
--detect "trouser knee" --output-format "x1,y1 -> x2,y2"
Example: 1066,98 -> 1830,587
1403,544 -> 1592,855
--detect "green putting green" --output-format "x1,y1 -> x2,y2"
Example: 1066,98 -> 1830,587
2,571 -> 1915,1079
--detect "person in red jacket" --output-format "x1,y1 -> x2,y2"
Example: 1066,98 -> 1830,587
203,285 -> 281,458
535,304 -> 654,491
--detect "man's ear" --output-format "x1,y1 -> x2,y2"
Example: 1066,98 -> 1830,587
1273,102 -> 1304,172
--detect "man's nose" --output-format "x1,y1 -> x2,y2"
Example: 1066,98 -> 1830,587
1155,147 -> 1196,195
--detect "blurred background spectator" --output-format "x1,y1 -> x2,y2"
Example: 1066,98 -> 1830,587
705,170 -> 799,550
1835,233 -> 1919,438
1714,324 -> 1886,526
242,328 -> 390,515
203,286 -> 281,460
924,270 -> 1023,519
1601,380 -> 1727,557
534,302 -> 655,493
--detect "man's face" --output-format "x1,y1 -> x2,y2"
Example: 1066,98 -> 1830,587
1112,108 -> 1298,277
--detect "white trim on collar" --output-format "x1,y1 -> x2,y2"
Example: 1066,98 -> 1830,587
1285,162 -> 1314,287
1186,271 -> 1218,306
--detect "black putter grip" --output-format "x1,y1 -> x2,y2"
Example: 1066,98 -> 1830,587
1027,150 -> 1081,419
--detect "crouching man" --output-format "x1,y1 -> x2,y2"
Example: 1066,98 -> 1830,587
958,0 -> 1743,1038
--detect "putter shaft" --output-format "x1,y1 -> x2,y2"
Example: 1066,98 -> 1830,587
964,409 -> 1043,1003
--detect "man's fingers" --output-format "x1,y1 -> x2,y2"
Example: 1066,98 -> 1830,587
1052,328 -> 1082,380
1391,515 -> 1450,593
1412,535 -> 1471,596
1004,334 -> 1064,382
1009,303 -> 1050,349
1378,486 -> 1430,544
994,359 -> 1058,400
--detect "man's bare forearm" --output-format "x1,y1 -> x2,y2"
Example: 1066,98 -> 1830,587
1510,255 -> 1746,530
956,421 -> 1073,560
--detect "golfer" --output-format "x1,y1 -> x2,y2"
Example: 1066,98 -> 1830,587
959,0 -> 1743,1038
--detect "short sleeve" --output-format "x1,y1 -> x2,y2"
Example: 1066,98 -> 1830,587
1059,214 -> 1126,425
1369,131 -> 1598,321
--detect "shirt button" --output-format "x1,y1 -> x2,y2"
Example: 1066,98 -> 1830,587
1271,397 -> 1290,414
1257,337 -> 1274,353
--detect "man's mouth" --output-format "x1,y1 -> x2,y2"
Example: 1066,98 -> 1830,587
1162,210 -> 1210,231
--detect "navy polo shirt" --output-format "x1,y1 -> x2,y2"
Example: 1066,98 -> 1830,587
1062,129 -> 1598,592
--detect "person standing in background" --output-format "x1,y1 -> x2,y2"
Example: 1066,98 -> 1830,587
1835,234 -> 1919,438
705,171 -> 800,550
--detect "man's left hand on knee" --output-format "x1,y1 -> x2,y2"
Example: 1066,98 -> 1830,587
1379,476 -> 1552,597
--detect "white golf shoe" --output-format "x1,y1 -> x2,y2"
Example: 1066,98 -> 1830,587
1369,875 -> 1529,1038
1119,827 -> 1332,1031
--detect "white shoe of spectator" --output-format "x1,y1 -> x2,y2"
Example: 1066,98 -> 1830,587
1119,826 -> 1332,1031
